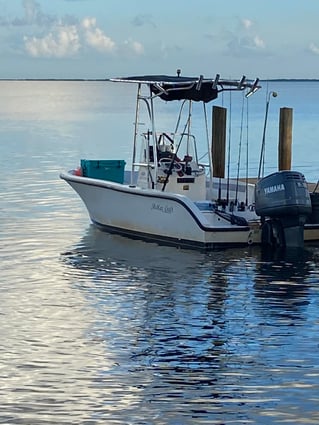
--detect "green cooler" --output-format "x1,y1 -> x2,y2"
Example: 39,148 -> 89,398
81,159 -> 126,183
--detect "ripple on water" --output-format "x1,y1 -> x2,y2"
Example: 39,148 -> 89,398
1,82 -> 319,422
50,231 -> 319,423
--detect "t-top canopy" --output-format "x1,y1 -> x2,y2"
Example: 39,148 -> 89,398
110,74 -> 260,102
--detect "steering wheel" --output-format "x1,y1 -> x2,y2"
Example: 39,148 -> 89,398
159,158 -> 182,172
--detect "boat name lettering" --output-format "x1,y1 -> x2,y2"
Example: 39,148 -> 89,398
151,203 -> 173,214
264,184 -> 285,195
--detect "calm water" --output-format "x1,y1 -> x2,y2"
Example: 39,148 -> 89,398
1,80 -> 319,424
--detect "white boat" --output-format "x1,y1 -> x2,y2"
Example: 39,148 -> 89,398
60,73 -> 319,250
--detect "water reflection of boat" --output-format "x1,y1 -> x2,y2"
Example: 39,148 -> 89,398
61,225 -> 207,274
62,226 -> 319,324
252,247 -> 317,319
62,225 -> 318,280
59,230 -> 319,425
60,72 -> 319,250
61,228 -> 319,386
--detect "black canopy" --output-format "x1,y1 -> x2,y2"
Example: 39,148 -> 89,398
110,74 -> 260,103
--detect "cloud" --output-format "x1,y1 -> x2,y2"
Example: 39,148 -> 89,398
23,0 -> 44,24
81,17 -> 116,52
23,16 -> 144,58
24,24 -> 80,57
309,42 -> 319,55
239,18 -> 265,50
227,35 -> 265,55
8,0 -> 56,27
253,35 -> 265,49
131,14 -> 156,28
224,17 -> 266,56
0,1 -> 144,59
242,18 -> 253,30
123,38 -> 144,55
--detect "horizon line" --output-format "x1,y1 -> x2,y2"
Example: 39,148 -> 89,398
1,78 -> 319,82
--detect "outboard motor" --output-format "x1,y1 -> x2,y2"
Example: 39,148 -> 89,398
306,192 -> 319,224
255,171 -> 312,248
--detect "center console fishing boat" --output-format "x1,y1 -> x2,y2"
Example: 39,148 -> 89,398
60,73 -> 319,249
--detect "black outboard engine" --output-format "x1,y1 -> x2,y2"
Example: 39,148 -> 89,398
255,171 -> 312,248
306,192 -> 319,224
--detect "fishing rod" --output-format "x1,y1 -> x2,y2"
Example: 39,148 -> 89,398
257,90 -> 277,179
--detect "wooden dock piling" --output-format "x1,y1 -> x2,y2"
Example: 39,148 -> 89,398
212,105 -> 227,178
278,107 -> 293,171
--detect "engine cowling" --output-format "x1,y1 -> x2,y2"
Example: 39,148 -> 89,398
255,171 -> 312,248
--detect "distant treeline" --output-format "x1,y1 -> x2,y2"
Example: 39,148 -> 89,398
1,78 -> 319,82
0,78 -> 108,81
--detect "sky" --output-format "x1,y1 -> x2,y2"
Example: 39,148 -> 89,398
1,0 -> 319,80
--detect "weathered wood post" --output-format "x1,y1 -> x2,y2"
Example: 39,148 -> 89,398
278,107 -> 293,171
212,105 -> 227,177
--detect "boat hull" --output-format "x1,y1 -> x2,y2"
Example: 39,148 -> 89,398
60,172 -> 260,249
